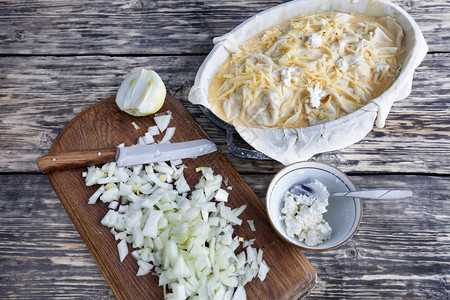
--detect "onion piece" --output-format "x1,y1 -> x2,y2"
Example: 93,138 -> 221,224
101,210 -> 118,227
220,205 -> 242,225
175,174 -> 190,193
137,136 -> 145,145
88,185 -> 105,204
247,220 -> 256,232
108,201 -> 119,210
131,121 -> 141,130
258,260 -> 269,281
170,255 -> 191,279
215,189 -> 229,202
154,114 -> 172,132
171,283 -> 187,300
232,205 -> 247,217
85,166 -> 106,186
117,239 -> 128,262
144,132 -> 155,144
154,163 -> 175,175
97,177 -> 120,184
147,125 -> 160,136
143,210 -> 163,238
118,205 -> 128,213
114,168 -> 130,182
148,173 -> 173,190
137,260 -> 154,276
231,285 -> 247,300
170,159 -> 183,166
160,127 -> 176,144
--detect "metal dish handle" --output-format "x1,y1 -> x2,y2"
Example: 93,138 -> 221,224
200,106 -> 272,160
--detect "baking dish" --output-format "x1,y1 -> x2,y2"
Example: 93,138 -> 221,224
189,0 -> 427,164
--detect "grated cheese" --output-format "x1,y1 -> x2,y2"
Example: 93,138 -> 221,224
208,12 -> 404,129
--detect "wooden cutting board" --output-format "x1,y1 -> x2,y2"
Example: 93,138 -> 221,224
46,95 -> 316,299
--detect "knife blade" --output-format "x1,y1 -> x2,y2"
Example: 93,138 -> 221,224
37,139 -> 217,173
116,139 -> 216,167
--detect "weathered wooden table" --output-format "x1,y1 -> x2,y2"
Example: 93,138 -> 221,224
1,0 -> 448,298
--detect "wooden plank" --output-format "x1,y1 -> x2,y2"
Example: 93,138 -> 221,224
1,173 -> 448,299
0,0 -> 447,54
0,174 -> 113,299
45,95 -> 316,299
0,54 -> 448,174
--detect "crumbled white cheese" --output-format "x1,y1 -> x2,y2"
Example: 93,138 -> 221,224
336,58 -> 348,72
280,66 -> 301,87
307,83 -> 327,108
306,33 -> 322,48
317,18 -> 327,26
376,64 -> 389,73
281,180 -> 332,246
352,0 -> 360,3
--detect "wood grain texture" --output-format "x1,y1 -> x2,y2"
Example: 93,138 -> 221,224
1,174 -> 448,299
0,0 -> 447,54
45,95 -> 316,299
0,54 -> 448,174
37,147 -> 117,173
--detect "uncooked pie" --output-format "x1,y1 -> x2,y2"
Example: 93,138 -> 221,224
208,12 -> 404,128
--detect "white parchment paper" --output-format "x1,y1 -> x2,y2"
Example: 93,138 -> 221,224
189,0 -> 427,165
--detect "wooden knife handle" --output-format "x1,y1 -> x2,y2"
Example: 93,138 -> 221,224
37,147 -> 117,173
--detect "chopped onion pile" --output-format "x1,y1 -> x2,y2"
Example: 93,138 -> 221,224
82,113 -> 269,299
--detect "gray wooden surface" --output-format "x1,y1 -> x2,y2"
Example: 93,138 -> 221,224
0,0 -> 449,299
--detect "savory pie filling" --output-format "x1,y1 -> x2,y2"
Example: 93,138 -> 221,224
208,12 -> 404,128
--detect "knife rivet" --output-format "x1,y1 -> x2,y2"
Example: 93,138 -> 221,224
98,152 -> 102,156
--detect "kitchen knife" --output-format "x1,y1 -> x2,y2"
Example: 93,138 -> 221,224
37,139 -> 217,173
